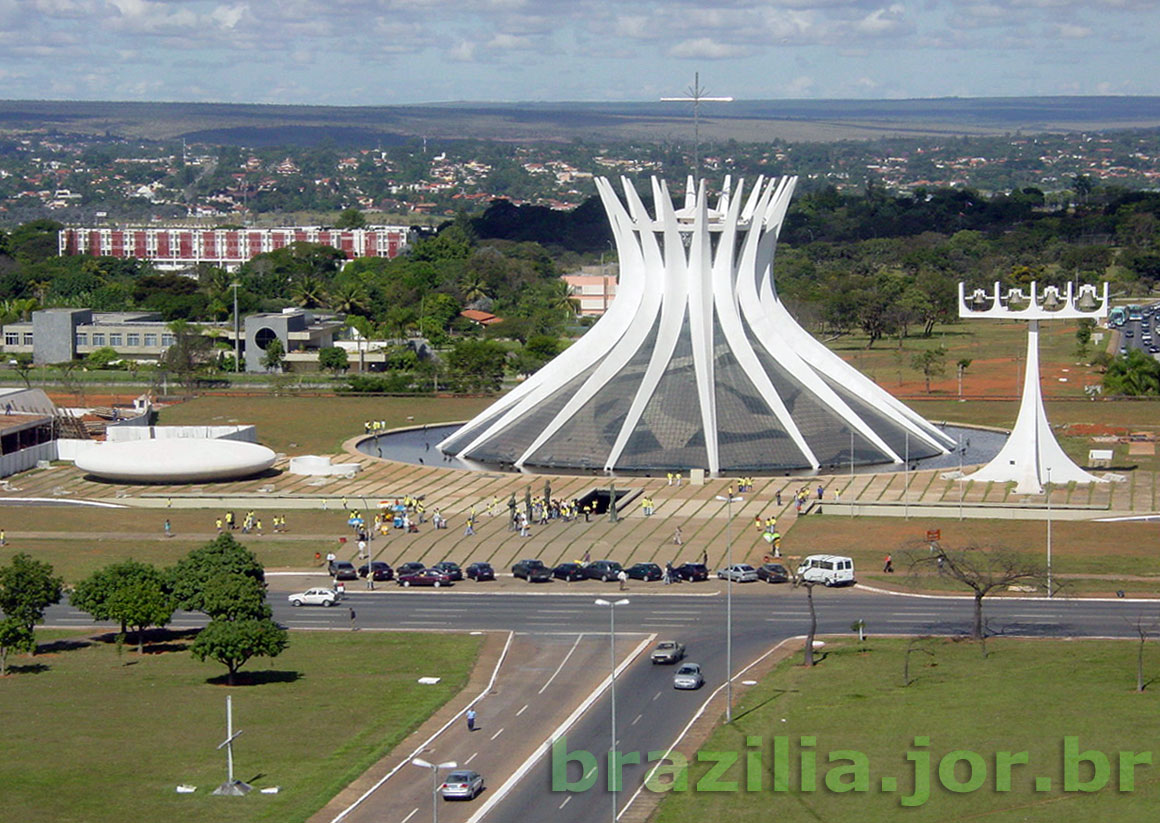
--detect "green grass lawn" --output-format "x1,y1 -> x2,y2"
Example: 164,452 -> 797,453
157,394 -> 496,455
1,629 -> 482,823
653,638 -> 1160,823
785,516 -> 1160,596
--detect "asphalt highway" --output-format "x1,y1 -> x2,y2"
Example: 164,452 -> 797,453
42,585 -> 1159,822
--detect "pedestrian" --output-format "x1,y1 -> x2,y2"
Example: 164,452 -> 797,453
701,549 -> 708,566
617,569 -> 628,591
357,538 -> 367,559
676,472 -> 682,487
583,548 -> 591,564
0,528 -> 6,546
883,554 -> 894,573
326,549 -> 336,568
673,526 -> 683,546
817,485 -> 824,500
466,708 -> 477,731
664,562 -> 673,585
464,517 -> 475,537
215,518 -> 223,533
163,519 -> 172,538
667,472 -> 673,486
349,607 -> 357,630
776,490 -> 782,506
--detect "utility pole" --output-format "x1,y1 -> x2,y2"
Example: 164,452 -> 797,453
661,72 -> 734,180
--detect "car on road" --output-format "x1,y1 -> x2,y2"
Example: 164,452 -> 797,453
796,555 -> 856,587
430,561 -> 463,581
651,640 -> 686,664
673,662 -> 704,690
583,560 -> 623,582
626,562 -> 663,581
329,560 -> 358,581
357,561 -> 393,581
440,769 -> 485,800
466,562 -> 495,581
397,568 -> 452,587
756,563 -> 790,583
396,561 -> 426,577
717,563 -> 758,582
672,562 -> 709,582
553,562 -> 586,581
288,587 -> 339,607
512,558 -> 552,582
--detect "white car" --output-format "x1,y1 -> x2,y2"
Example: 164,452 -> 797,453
717,564 -> 758,582
673,662 -> 704,690
288,587 -> 340,607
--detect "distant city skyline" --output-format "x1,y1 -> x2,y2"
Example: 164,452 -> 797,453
2,1 -> 1158,105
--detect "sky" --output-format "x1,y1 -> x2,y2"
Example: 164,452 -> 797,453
1,0 -> 1159,105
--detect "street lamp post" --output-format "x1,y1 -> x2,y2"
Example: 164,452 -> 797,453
715,494 -> 743,722
1046,466 -> 1053,598
412,758 -> 457,823
595,597 -> 628,823
230,282 -> 241,373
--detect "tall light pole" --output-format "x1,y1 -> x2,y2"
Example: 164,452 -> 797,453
595,597 -> 628,823
412,757 -> 457,823
715,494 -> 743,722
1046,466 -> 1053,598
230,282 -> 241,373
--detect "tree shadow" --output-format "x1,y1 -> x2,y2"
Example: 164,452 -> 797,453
36,637 -> 92,654
6,662 -> 50,675
206,670 -> 302,686
91,627 -> 200,654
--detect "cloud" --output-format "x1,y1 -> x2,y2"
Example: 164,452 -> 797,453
1049,22 -> 1092,38
669,37 -> 749,59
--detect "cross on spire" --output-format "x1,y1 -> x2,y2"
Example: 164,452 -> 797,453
660,72 -> 734,180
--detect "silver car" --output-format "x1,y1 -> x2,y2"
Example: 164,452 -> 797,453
673,662 -> 704,690
717,563 -> 758,582
440,769 -> 485,800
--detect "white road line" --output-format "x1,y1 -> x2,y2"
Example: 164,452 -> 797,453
465,752 -> 478,765
652,692 -> 661,701
631,713 -> 642,726
516,704 -> 528,717
584,765 -> 598,781
538,632 -> 584,695
490,727 -> 504,741
400,808 -> 418,823
558,796 -> 571,809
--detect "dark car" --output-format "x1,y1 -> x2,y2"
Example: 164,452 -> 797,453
397,568 -> 452,587
358,560 -> 393,581
430,561 -> 463,581
583,560 -> 623,582
397,561 -> 426,577
756,563 -> 790,583
626,562 -> 663,581
466,562 -> 495,581
553,562 -> 586,581
672,563 -> 709,582
512,559 -> 552,582
329,560 -> 358,581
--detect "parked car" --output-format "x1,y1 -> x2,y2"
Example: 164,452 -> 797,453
651,640 -> 686,664
288,587 -> 339,607
673,662 -> 704,690
553,562 -> 586,581
440,769 -> 485,800
430,561 -> 463,581
357,561 -> 393,581
329,560 -> 358,581
796,555 -> 856,587
396,561 -> 426,577
672,562 -> 709,582
756,563 -> 790,583
717,563 -> 758,582
583,560 -> 623,582
466,562 -> 495,581
512,559 -> 552,582
626,562 -> 663,581
397,569 -> 452,587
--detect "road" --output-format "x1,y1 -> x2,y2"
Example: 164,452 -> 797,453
42,585 -> 1158,822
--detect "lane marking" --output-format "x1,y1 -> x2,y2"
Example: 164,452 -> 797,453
490,727 -> 505,741
559,796 -> 571,809
538,632 -> 584,695
400,808 -> 418,823
516,704 -> 528,717
631,713 -> 642,726
652,692 -> 661,701
465,752 -> 478,765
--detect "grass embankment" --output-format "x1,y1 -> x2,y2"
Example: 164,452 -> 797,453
654,638 -> 1160,823
786,516 -> 1160,596
157,394 -> 496,455
1,629 -> 482,823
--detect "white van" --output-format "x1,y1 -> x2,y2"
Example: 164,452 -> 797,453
796,555 -> 856,587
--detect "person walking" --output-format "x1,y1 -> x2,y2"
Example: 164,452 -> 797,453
664,562 -> 673,585
883,554 -> 894,573
776,490 -> 782,506
215,518 -> 223,533
163,519 -> 172,538
466,708 -> 477,731
673,526 -> 683,546
617,569 -> 628,591
349,607 -> 357,631
464,517 -> 475,537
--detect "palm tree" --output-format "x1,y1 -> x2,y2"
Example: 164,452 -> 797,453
459,273 -> 490,303
291,276 -> 326,308
328,280 -> 370,316
546,279 -> 580,318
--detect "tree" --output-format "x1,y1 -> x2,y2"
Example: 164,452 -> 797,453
0,617 -> 34,676
956,357 -> 972,398
161,320 -> 213,390
85,346 -> 121,370
1128,616 -> 1158,693
791,569 -> 821,667
261,337 -> 285,373
0,552 -> 63,658
190,617 -> 288,685
906,545 -> 1047,649
911,346 -> 947,393
12,353 -> 34,388
71,560 -> 174,653
1103,349 -> 1160,396
318,346 -> 349,374
445,339 -> 507,393
334,207 -> 367,229
167,535 -> 267,620
1075,319 -> 1094,360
